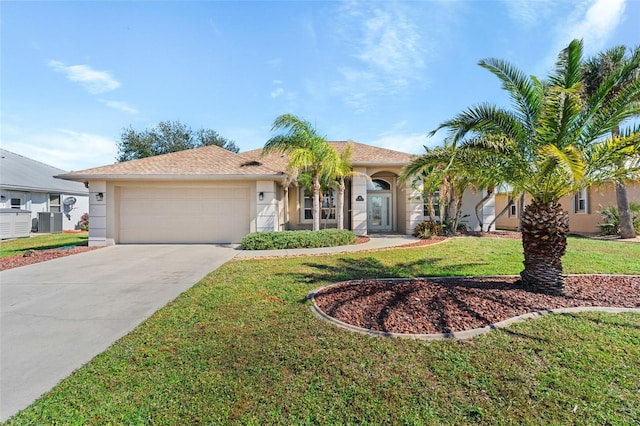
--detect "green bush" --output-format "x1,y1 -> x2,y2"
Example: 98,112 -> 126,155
241,229 -> 357,250
598,203 -> 640,236
413,220 -> 444,239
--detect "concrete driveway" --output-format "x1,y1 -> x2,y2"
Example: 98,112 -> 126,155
0,244 -> 238,421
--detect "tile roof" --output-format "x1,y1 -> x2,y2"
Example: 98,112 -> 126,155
57,145 -> 286,180
57,141 -> 414,181
0,149 -> 88,194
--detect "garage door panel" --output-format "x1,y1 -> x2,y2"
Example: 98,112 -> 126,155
119,186 -> 250,244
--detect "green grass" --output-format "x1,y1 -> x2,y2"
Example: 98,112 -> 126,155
0,232 -> 89,258
6,237 -> 640,425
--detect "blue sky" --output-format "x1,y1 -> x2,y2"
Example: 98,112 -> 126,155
1,0 -> 638,171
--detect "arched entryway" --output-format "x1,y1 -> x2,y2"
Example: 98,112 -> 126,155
367,177 -> 393,232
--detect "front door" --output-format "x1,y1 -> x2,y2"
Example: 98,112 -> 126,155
368,193 -> 392,232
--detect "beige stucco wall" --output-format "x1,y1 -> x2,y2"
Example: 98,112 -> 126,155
495,182 -> 640,234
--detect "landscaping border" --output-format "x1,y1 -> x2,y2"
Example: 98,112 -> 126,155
307,275 -> 640,341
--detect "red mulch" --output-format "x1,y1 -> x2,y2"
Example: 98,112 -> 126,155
314,275 -> 640,335
356,236 -> 370,244
0,246 -> 100,271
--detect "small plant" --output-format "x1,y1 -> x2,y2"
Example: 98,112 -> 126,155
241,229 -> 357,250
76,213 -> 89,231
413,221 -> 444,239
598,203 -> 640,236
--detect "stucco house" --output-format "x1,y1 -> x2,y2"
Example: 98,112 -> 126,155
495,182 -> 640,234
57,142 -> 495,246
0,149 -> 89,232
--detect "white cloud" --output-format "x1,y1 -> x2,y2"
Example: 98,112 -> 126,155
561,0 -> 626,54
540,0 -> 627,67
502,0 -> 554,27
99,99 -> 139,114
331,1 -> 431,112
1,129 -> 118,171
48,60 -> 121,94
270,87 -> 284,98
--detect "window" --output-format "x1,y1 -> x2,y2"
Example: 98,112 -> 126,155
302,189 -> 336,221
508,199 -> 517,218
10,198 -> 21,209
49,194 -> 61,213
573,188 -> 588,214
367,179 -> 391,191
423,190 -> 440,218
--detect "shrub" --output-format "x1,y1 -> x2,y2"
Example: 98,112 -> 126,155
241,229 -> 357,250
413,220 -> 444,239
76,213 -> 89,231
598,203 -> 640,236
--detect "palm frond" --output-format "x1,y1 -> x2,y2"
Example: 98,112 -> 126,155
478,57 -> 541,131
549,39 -> 584,88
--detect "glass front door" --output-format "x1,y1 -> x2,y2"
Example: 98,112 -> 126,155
368,193 -> 392,232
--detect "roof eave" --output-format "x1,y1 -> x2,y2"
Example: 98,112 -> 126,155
55,173 -> 289,182
350,162 -> 410,167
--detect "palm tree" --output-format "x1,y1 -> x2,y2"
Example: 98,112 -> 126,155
333,142 -> 354,230
582,45 -> 640,239
430,39 -> 640,295
401,142 -> 501,234
263,114 -> 338,231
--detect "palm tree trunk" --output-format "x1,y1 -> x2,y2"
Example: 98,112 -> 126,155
611,126 -> 636,239
312,175 -> 321,231
616,181 -> 636,239
426,193 -> 436,222
519,200 -> 569,295
337,179 -> 345,230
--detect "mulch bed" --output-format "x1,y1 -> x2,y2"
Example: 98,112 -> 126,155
0,246 -> 100,271
313,275 -> 640,335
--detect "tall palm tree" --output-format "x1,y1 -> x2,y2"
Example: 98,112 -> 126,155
582,45 -> 640,239
430,39 -> 640,295
263,114 -> 338,231
333,142 -> 354,230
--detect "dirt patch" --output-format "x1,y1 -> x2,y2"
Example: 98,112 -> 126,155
0,246 -> 100,271
313,275 -> 640,335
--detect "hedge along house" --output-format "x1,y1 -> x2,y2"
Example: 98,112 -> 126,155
57,142 -> 495,246
0,149 -> 89,232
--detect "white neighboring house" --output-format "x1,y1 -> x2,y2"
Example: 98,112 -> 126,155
0,149 -> 89,232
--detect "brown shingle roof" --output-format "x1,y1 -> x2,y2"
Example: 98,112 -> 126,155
57,145 -> 285,180
57,141 -> 414,181
241,141 -> 414,172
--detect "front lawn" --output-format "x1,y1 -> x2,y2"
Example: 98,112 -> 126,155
7,237 -> 640,424
0,232 -> 88,258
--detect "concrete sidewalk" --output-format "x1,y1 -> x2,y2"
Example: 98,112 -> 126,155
234,234 -> 420,258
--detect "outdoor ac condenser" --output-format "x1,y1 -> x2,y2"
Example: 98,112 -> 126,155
37,212 -> 63,233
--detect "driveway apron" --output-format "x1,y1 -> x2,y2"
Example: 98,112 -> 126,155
0,244 -> 238,421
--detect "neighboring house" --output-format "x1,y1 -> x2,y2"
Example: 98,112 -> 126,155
495,182 -> 640,234
0,149 -> 89,232
56,142 -> 495,246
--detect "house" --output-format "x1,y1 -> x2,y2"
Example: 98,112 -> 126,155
0,149 -> 89,232
495,182 -> 640,234
56,142 -> 495,246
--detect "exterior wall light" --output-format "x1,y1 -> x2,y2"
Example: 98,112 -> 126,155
258,192 -> 264,201
95,192 -> 104,201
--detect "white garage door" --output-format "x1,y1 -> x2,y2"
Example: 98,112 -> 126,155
119,186 -> 250,243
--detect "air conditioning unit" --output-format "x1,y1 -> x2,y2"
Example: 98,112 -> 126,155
37,212 -> 63,233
